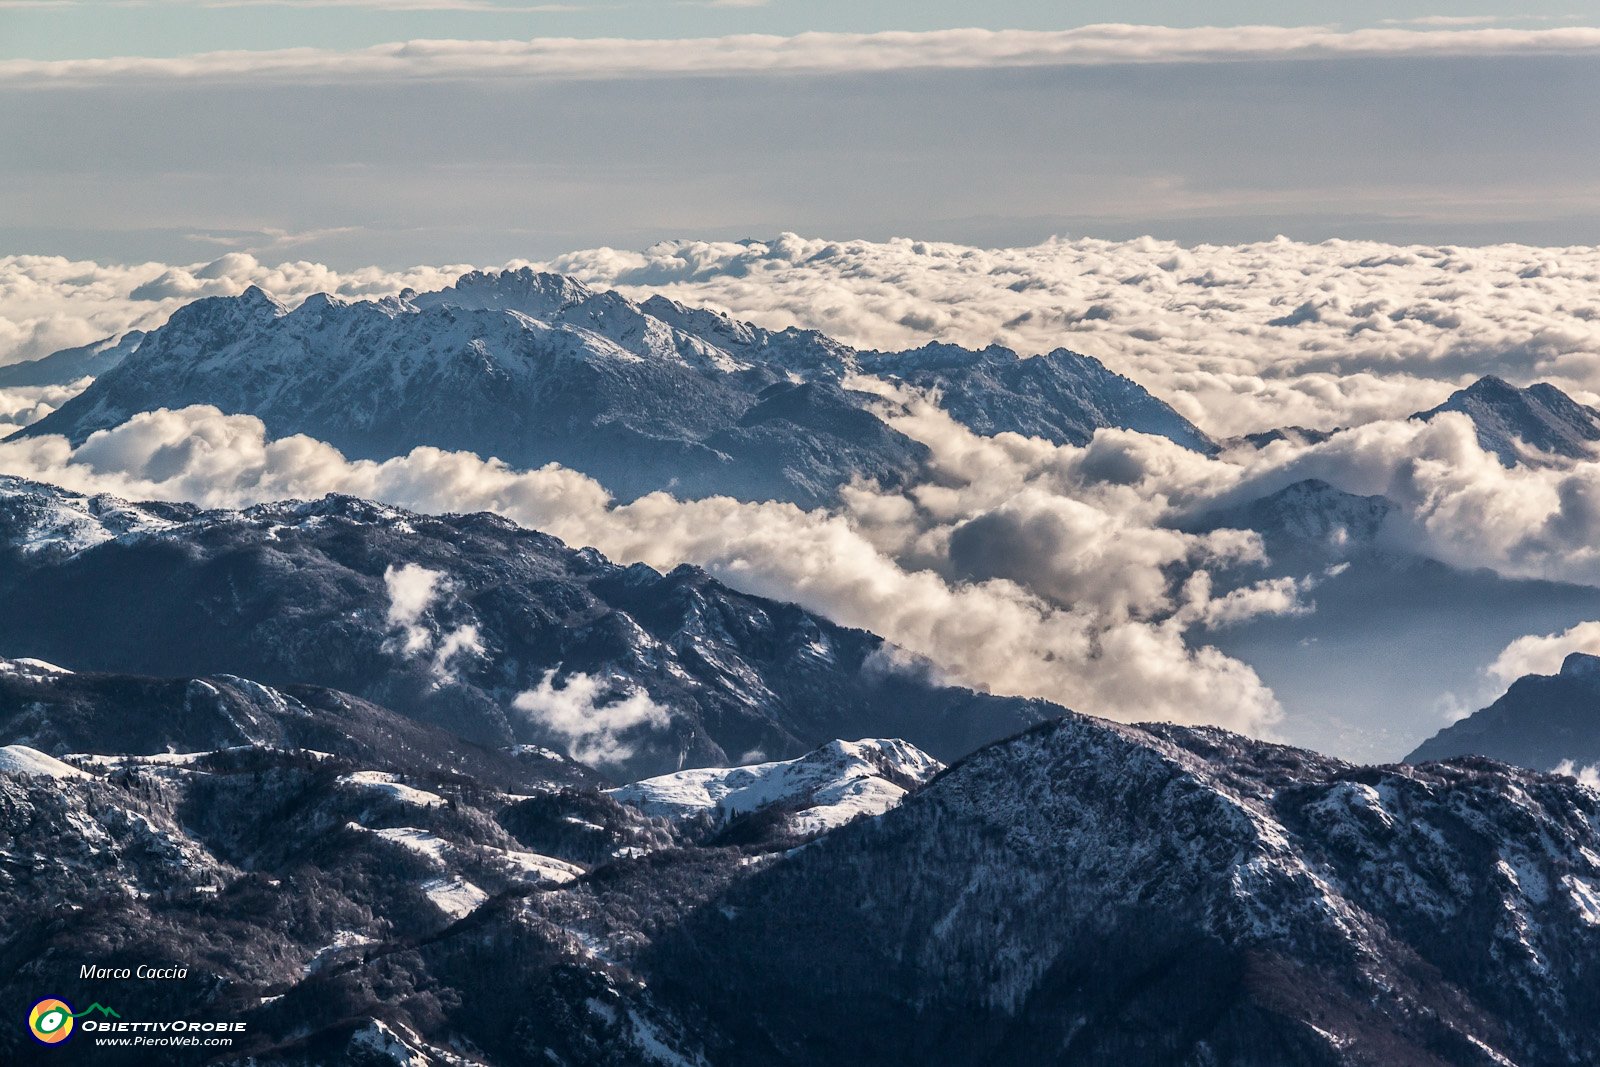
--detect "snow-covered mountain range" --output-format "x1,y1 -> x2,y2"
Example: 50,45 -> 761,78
654,715 -> 1600,1066
11,269 -> 1600,1067
3,678 -> 1597,1066
11,269 -> 1213,505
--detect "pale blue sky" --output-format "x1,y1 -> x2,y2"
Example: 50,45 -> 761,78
3,1 -> 1598,60
3,6 -> 1599,263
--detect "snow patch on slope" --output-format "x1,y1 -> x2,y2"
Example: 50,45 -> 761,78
0,745 -> 87,779
609,738 -> 942,836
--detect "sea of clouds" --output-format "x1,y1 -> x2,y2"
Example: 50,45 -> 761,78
9,234 -> 1600,436
8,234 -> 1600,749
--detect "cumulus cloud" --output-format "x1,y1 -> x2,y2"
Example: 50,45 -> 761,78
553,233 -> 1600,437
20,238 -> 1600,740
0,382 -> 83,437
27,384 -> 1600,738
24,376 -> 1600,740
384,563 -> 445,655
512,669 -> 671,767
7,25 -> 1600,87
382,562 -> 485,683
0,403 -> 1294,736
1487,620 -> 1600,687
1553,759 -> 1600,788
1225,414 -> 1600,584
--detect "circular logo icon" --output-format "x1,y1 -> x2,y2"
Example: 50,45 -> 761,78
28,999 -> 74,1045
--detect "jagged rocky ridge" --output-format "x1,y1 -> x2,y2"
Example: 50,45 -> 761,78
13,269 -> 1213,505
1235,375 -> 1600,467
0,475 -> 1050,778
1415,374 -> 1600,466
858,341 -> 1217,453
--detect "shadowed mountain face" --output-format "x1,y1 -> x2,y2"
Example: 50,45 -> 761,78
1184,479 -> 1600,761
1415,375 -> 1600,465
0,475 -> 1049,779
0,657 -> 595,791
647,716 -> 1600,1067
1407,653 -> 1600,771
13,270 -> 1212,506
0,331 -> 143,388
1189,478 -> 1394,570
4,700 -> 1597,1067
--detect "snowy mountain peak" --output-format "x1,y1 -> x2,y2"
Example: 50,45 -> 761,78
417,267 -> 598,318
863,341 -> 1218,453
19,272 -> 1216,505
607,736 -> 944,837
1189,477 -> 1393,565
210,284 -> 286,319
1416,374 -> 1600,465
0,473 -> 182,557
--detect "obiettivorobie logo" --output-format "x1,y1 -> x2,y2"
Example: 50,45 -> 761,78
26,996 -> 246,1050
27,999 -> 120,1045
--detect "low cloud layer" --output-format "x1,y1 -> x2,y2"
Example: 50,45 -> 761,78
15,237 -> 1600,746
513,669 -> 671,767
0,382 -> 80,436
0,400 -> 1301,737
8,25 -> 1600,87
17,384 -> 1600,742
382,562 -> 485,684
12,233 -> 1600,439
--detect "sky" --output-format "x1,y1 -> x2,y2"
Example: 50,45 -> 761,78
3,5 -> 1600,264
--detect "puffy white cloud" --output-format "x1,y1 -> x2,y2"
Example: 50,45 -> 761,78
555,233 -> 1600,436
19,235 -> 1600,743
1487,621 -> 1600,687
1222,414 -> 1600,584
384,563 -> 446,657
382,562 -> 485,683
26,385 -> 1600,740
1553,759 -> 1600,787
7,25 -> 1600,87
0,381 -> 82,437
0,404 -> 1292,738
512,669 -> 671,767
